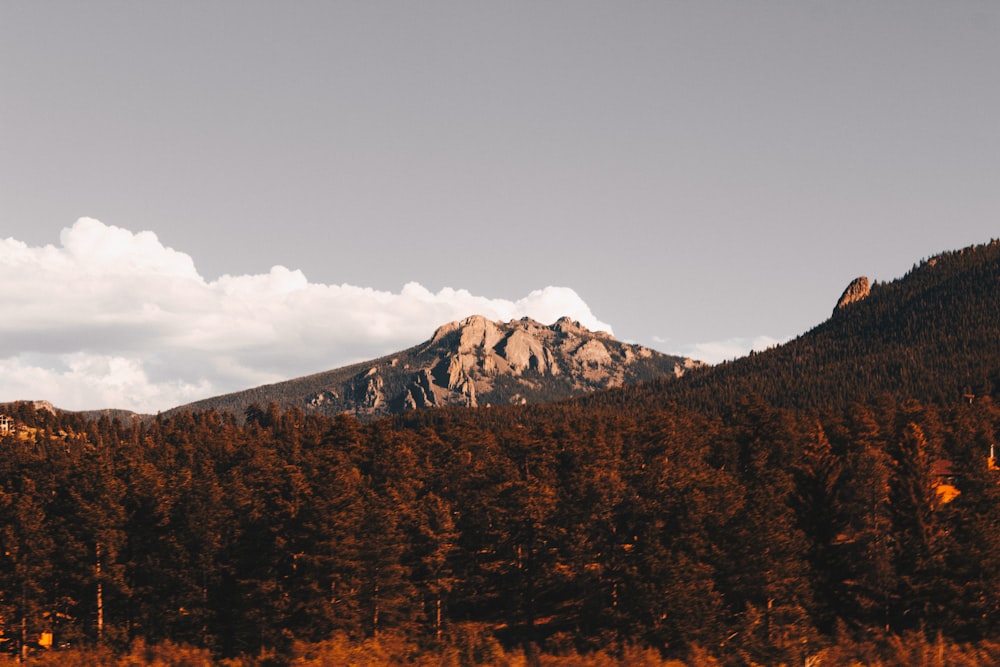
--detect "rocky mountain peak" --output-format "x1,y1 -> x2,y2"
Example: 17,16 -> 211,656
170,314 -> 695,420
834,276 -> 871,313
401,314 -> 690,412
431,314 -> 502,348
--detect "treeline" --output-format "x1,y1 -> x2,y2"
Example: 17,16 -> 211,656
1,391 -> 999,665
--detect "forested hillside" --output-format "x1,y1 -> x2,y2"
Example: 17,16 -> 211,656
587,240 -> 1000,416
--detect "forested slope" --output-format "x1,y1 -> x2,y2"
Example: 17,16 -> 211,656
586,240 -> 1000,415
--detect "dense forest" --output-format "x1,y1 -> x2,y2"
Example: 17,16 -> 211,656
2,242 -> 1000,666
1,393 -> 999,665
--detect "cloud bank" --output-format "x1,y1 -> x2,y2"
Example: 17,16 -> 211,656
0,218 -> 613,413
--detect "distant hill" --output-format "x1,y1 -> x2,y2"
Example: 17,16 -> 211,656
0,400 -> 147,425
165,315 -> 696,420
585,239 -> 1000,414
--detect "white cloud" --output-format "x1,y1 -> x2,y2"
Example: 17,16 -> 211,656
0,218 -> 613,413
668,335 -> 785,365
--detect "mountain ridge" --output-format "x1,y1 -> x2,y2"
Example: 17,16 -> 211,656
11,239 -> 999,420
580,238 -> 1000,415
163,314 -> 695,420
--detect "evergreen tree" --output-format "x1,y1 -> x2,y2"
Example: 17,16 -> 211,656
888,418 -> 952,632
830,404 -> 895,635
0,476 -> 56,660
716,399 -> 816,665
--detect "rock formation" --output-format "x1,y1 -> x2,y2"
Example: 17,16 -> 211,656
834,276 -> 871,313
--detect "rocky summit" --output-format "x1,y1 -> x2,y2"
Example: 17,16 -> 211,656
169,315 -> 696,420
834,276 -> 871,312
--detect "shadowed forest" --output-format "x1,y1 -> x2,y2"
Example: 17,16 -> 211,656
1,393 -> 999,666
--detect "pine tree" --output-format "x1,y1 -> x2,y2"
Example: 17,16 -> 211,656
412,492 -> 460,642
716,399 -> 816,665
792,421 -> 844,633
830,404 -> 895,635
0,476 -> 56,661
889,418 -> 952,632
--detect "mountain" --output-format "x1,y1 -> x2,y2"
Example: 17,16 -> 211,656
166,314 -> 696,420
584,239 -> 1000,415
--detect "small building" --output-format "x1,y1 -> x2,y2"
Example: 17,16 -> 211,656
0,415 -> 13,436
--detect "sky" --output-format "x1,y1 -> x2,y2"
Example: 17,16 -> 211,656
1,2 -> 998,413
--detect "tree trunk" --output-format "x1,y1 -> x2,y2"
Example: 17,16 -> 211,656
20,604 -> 26,664
435,583 -> 442,642
372,581 -> 380,638
96,543 -> 104,641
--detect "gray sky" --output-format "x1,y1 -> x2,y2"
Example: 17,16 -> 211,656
1,2 -> 998,411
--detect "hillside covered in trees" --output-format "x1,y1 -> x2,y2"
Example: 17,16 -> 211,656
2,241 -> 1000,666
584,239 -> 1000,417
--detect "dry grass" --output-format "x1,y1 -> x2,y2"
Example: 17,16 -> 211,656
2,632 -> 1000,667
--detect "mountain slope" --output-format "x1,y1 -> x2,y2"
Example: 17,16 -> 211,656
167,315 -> 695,419
584,239 -> 1000,414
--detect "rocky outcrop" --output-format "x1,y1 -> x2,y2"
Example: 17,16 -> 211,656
673,357 -> 703,378
307,390 -> 339,407
349,368 -> 385,414
574,339 -> 612,367
835,276 -> 871,313
31,400 -> 58,415
375,315 -> 691,413
498,328 -> 550,374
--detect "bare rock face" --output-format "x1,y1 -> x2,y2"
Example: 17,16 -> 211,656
388,315 -> 688,412
459,315 -> 504,351
673,358 -> 704,378
31,400 -> 58,415
499,329 -> 550,374
431,314 -> 503,350
835,276 -> 871,313
348,370 -> 385,414
307,390 -> 339,407
573,339 -> 612,367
